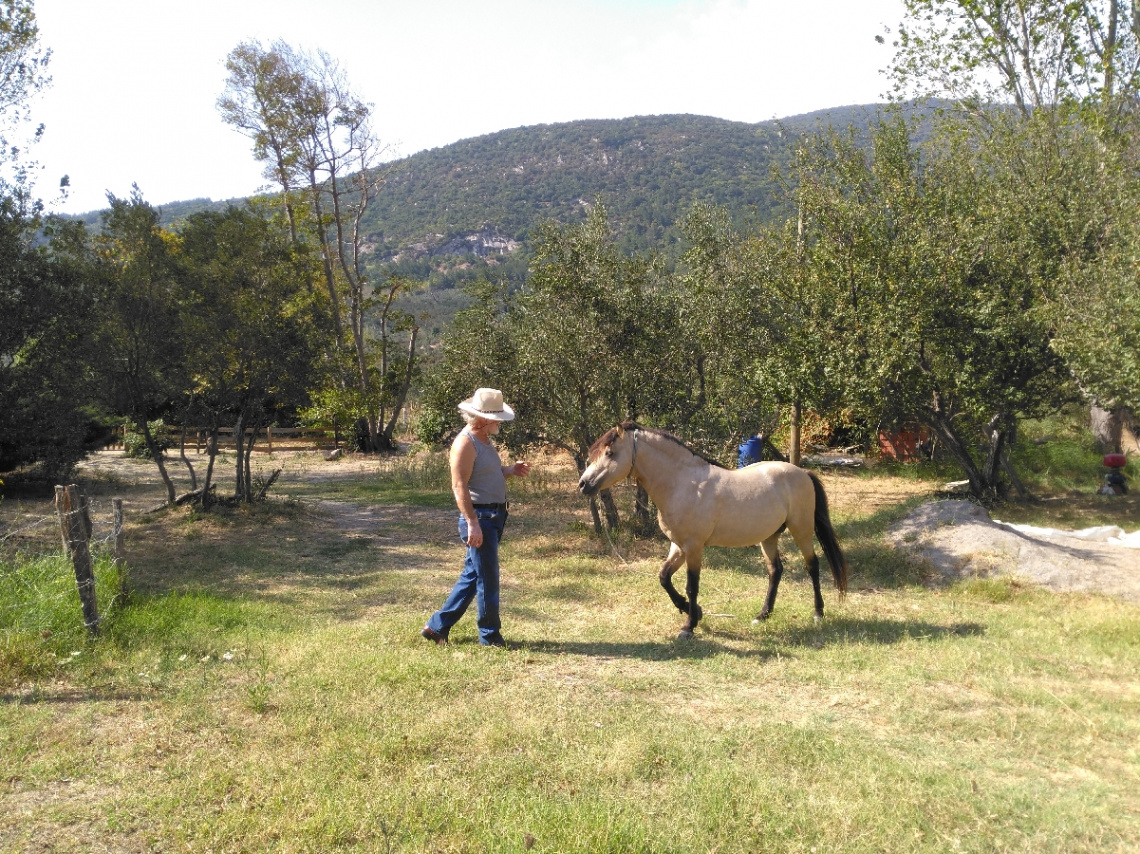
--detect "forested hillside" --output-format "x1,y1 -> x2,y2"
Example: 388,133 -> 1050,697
71,105 -> 884,274
374,105 -> 886,256
66,106 -> 889,343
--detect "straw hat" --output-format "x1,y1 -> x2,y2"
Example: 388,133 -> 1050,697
458,387 -> 515,421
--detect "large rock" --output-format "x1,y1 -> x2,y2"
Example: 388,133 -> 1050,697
887,500 -> 1140,603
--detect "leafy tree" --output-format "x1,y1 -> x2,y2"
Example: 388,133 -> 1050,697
680,203 -> 840,462
178,204 -> 321,504
89,188 -> 188,504
0,0 -> 95,481
219,39 -> 414,452
0,0 -> 51,203
889,0 -> 1140,450
0,205 -> 94,479
786,117 -> 1075,497
423,203 -> 681,532
890,0 -> 1140,121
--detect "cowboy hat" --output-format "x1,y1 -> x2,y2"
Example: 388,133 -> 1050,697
458,387 -> 515,421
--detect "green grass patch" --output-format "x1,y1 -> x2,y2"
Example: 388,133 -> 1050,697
3,464 -> 1138,853
0,551 -> 126,684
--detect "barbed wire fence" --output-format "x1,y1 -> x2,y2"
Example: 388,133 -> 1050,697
1,486 -> 127,644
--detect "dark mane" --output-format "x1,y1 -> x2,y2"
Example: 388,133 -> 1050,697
588,421 -> 727,468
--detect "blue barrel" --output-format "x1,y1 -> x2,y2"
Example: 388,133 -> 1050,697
738,435 -> 764,468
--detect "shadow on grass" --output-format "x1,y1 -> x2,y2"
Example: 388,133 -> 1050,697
522,637 -> 778,662
521,617 -> 986,662
777,616 -> 986,647
0,686 -> 156,705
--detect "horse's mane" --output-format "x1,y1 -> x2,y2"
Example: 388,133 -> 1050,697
589,421 -> 727,469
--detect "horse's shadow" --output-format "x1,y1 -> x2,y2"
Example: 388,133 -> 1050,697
523,637 -> 774,662
522,616 -> 985,662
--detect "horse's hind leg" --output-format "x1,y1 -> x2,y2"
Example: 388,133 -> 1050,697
790,525 -> 825,622
754,534 -> 784,622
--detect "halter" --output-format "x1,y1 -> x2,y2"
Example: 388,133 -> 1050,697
627,428 -> 638,480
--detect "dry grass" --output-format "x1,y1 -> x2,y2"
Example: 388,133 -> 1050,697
2,449 -> 1139,853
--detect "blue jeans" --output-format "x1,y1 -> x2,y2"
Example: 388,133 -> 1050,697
427,507 -> 508,644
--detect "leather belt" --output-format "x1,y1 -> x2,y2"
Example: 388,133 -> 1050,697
472,502 -> 508,510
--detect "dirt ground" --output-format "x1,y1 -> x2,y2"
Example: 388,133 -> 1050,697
887,499 -> 1140,603
6,449 -> 1139,604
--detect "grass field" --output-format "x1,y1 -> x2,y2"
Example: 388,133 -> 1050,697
1,443 -> 1138,853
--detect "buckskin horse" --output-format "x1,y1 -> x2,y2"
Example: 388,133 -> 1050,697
578,422 -> 848,639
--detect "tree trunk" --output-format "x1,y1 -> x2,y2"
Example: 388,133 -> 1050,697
202,429 -> 218,510
233,413 -> 246,501
588,495 -> 605,537
243,421 -> 258,503
140,418 -> 177,505
600,488 -> 620,531
633,483 -> 656,538
982,415 -> 1005,494
178,423 -> 198,491
789,400 -> 802,466
920,410 -> 989,499
380,326 -> 420,450
1090,403 -> 1123,454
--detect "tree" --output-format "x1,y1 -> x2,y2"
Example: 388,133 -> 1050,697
770,118 -> 1073,498
890,0 -> 1140,121
0,204 -> 94,479
423,203 -> 681,533
0,0 -> 51,204
178,204 -> 321,504
681,203 -> 845,463
0,0 -> 94,481
89,188 -> 188,505
219,40 -> 413,453
889,0 -> 1140,451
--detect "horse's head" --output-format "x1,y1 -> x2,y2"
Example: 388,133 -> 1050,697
578,423 -> 638,496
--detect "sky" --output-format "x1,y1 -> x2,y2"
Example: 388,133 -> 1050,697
29,0 -> 905,215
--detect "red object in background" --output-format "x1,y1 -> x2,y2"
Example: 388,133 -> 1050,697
878,427 -> 929,462
1104,453 -> 1127,468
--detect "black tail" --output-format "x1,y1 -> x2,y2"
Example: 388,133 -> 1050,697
808,472 -> 848,594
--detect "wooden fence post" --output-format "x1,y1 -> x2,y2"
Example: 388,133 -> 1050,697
54,484 -> 99,636
112,498 -> 124,561
112,497 -> 128,596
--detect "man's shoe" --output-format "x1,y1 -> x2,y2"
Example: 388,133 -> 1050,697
421,625 -> 447,645
480,633 -> 508,648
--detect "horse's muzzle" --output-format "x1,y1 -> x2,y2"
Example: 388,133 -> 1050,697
578,474 -> 599,496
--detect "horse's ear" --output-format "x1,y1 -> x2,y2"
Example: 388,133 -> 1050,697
615,425 -> 625,439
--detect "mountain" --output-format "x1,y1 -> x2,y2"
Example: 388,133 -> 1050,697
364,105 -> 889,265
67,104 -> 896,340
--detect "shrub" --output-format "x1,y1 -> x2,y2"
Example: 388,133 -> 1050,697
122,419 -> 173,459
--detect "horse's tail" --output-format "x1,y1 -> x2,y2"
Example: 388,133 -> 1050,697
808,472 -> 848,594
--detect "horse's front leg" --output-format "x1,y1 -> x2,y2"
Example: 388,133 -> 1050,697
754,535 -> 784,623
678,547 -> 705,641
658,543 -> 689,614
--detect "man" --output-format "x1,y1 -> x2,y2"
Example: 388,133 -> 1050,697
422,388 -> 529,647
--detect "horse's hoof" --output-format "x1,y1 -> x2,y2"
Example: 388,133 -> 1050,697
751,618 -> 761,625
753,612 -> 770,623
676,629 -> 694,641
813,614 -> 823,625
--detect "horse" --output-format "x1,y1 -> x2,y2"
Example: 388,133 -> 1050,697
578,421 -> 848,640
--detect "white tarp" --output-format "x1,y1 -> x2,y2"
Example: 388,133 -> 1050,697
994,521 -> 1140,548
